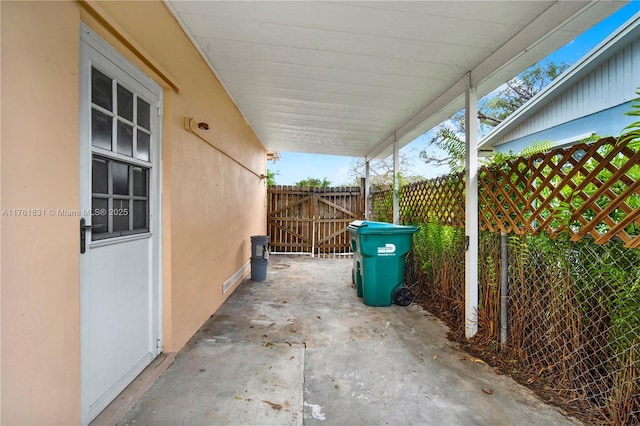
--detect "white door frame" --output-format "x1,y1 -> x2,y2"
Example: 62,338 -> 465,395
79,23 -> 163,425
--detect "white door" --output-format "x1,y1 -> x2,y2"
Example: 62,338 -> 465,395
79,25 -> 162,424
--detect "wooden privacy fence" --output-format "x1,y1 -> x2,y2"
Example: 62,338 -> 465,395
267,186 -> 364,255
374,137 -> 639,248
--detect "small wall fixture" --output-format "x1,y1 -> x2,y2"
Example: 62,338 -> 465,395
197,122 -> 209,130
267,151 -> 281,162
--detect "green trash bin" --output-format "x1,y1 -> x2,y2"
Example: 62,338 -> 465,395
348,220 -> 418,307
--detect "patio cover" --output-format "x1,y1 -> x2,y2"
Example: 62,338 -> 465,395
165,1 -> 625,160
165,0 -> 626,339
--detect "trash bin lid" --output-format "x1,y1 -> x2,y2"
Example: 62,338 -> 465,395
348,220 -> 365,230
348,220 -> 417,234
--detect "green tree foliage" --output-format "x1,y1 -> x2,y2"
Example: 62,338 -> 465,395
419,127 -> 466,173
478,61 -> 568,127
420,61 -> 568,171
266,169 -> 279,186
295,177 -> 331,188
619,88 -> 640,150
488,140 -> 555,167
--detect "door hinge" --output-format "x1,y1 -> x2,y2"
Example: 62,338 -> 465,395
157,105 -> 162,117
156,338 -> 161,349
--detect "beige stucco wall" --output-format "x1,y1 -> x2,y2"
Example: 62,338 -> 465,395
1,0 -> 267,423
90,0 -> 267,352
1,2 -> 82,423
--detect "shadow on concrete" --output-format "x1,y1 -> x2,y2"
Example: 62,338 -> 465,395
119,255 -> 579,425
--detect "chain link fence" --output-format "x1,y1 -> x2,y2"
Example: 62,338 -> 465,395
401,223 -> 639,424
502,235 -> 639,424
374,134 -> 640,423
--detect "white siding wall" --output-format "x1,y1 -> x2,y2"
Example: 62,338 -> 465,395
495,37 -> 640,145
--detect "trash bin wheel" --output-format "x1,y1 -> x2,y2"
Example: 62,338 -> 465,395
393,287 -> 413,306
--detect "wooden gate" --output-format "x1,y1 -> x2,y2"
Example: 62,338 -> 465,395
267,186 -> 364,255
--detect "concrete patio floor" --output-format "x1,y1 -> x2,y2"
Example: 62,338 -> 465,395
119,255 -> 579,425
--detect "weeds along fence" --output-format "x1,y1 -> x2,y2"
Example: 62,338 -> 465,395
371,136 -> 640,424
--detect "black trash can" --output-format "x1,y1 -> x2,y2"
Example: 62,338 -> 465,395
250,235 -> 269,281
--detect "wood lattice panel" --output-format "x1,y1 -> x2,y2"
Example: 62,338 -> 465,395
371,137 -> 639,248
370,187 -> 393,222
479,137 -> 640,248
400,174 -> 465,227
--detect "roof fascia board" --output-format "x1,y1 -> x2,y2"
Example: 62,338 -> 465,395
471,1 -> 598,91
480,8 -> 640,150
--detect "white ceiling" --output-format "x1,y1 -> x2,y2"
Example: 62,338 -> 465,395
165,1 -> 625,159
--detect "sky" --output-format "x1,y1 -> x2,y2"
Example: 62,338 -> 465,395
269,2 -> 640,186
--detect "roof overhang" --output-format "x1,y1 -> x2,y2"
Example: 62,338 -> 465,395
165,1 -> 626,160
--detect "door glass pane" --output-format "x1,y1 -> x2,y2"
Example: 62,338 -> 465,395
112,199 -> 129,232
92,157 -> 109,194
117,84 -> 134,121
137,98 -> 150,130
137,131 -> 150,161
91,68 -> 112,110
133,200 -> 147,230
88,68 -> 153,239
92,198 -> 108,236
91,109 -> 112,150
133,167 -> 147,197
117,121 -> 133,157
112,162 -> 129,195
